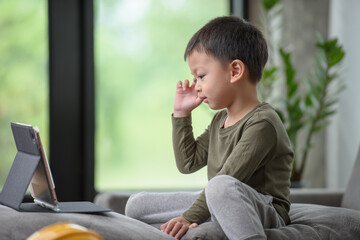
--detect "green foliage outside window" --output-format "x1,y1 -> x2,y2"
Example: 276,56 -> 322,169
0,0 -> 48,189
95,0 -> 229,190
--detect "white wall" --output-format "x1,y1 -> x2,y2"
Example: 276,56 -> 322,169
327,0 -> 360,188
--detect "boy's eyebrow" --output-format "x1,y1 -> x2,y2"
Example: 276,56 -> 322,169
190,67 -> 201,76
190,71 -> 198,77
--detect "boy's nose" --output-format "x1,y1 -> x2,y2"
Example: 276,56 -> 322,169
194,81 -> 201,92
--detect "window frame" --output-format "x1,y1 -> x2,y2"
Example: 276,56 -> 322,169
48,0 -> 95,201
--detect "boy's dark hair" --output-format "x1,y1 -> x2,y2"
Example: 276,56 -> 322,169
184,16 -> 268,83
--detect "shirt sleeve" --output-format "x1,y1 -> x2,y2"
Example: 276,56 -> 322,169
182,189 -> 210,224
171,114 -> 211,224
172,114 -> 209,174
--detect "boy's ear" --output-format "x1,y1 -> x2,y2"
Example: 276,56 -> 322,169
229,59 -> 245,84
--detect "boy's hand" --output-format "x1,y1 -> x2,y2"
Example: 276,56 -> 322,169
160,216 -> 198,239
173,79 -> 204,117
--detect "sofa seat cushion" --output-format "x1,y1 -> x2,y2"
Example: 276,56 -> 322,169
265,203 -> 360,240
0,204 -> 173,240
180,203 -> 360,240
1,203 -> 359,240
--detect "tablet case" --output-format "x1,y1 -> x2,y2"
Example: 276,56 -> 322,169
0,123 -> 111,213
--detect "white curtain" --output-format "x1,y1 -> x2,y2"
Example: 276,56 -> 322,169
326,0 -> 360,188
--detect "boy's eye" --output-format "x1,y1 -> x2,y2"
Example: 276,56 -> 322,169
198,75 -> 205,79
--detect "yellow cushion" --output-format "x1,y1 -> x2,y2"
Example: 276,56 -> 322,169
27,222 -> 103,240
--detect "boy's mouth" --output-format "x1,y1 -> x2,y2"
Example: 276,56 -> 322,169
199,95 -> 207,103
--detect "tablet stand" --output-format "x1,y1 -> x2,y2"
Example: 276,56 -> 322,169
0,151 -> 40,211
0,123 -> 43,211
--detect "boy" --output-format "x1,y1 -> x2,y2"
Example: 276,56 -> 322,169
126,16 -> 293,240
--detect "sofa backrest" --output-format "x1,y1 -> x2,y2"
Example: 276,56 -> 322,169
341,145 -> 360,210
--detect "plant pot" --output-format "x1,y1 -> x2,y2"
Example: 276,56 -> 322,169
290,181 -> 306,188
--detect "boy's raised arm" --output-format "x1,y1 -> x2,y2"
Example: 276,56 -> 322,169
172,79 -> 209,173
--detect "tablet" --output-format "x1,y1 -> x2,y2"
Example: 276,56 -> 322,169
0,122 -> 111,213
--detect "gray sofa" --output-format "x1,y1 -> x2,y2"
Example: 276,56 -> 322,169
95,146 -> 360,240
0,147 -> 359,239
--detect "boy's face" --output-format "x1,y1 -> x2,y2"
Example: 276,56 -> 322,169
188,50 -> 233,110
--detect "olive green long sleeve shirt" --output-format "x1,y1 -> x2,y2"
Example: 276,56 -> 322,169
172,103 -> 294,224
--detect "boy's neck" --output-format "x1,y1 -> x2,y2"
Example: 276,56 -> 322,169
224,85 -> 260,128
224,100 -> 261,128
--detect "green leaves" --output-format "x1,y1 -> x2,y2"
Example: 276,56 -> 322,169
301,36 -> 345,179
316,34 -> 345,67
279,49 -> 304,141
307,35 -> 345,133
262,67 -> 278,87
279,49 -> 297,98
275,36 -> 345,182
259,66 -> 278,101
262,0 -> 281,11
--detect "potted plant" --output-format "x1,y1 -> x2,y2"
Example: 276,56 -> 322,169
259,0 -> 346,186
278,38 -> 345,185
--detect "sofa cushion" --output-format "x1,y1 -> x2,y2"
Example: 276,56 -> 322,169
341,146 -> 360,211
265,204 -> 360,240
179,203 -> 360,240
0,204 -> 173,240
2,202 -> 358,240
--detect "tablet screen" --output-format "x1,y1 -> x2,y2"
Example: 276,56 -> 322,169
26,125 -> 59,209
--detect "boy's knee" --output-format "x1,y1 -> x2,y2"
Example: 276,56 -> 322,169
125,192 -> 147,219
206,175 -> 237,200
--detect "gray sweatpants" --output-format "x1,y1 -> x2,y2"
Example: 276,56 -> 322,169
126,175 -> 285,240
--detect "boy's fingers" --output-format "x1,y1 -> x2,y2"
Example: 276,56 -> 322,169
176,81 -> 182,89
170,223 -> 182,237
160,222 -> 167,232
165,220 -> 176,234
189,223 -> 198,229
183,79 -> 190,90
175,225 -> 189,240
190,77 -> 197,88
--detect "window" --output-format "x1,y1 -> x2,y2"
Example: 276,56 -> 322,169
95,0 -> 229,190
0,0 -> 48,189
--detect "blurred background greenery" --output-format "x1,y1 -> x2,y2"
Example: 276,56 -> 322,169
94,0 -> 228,190
0,0 -> 48,189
